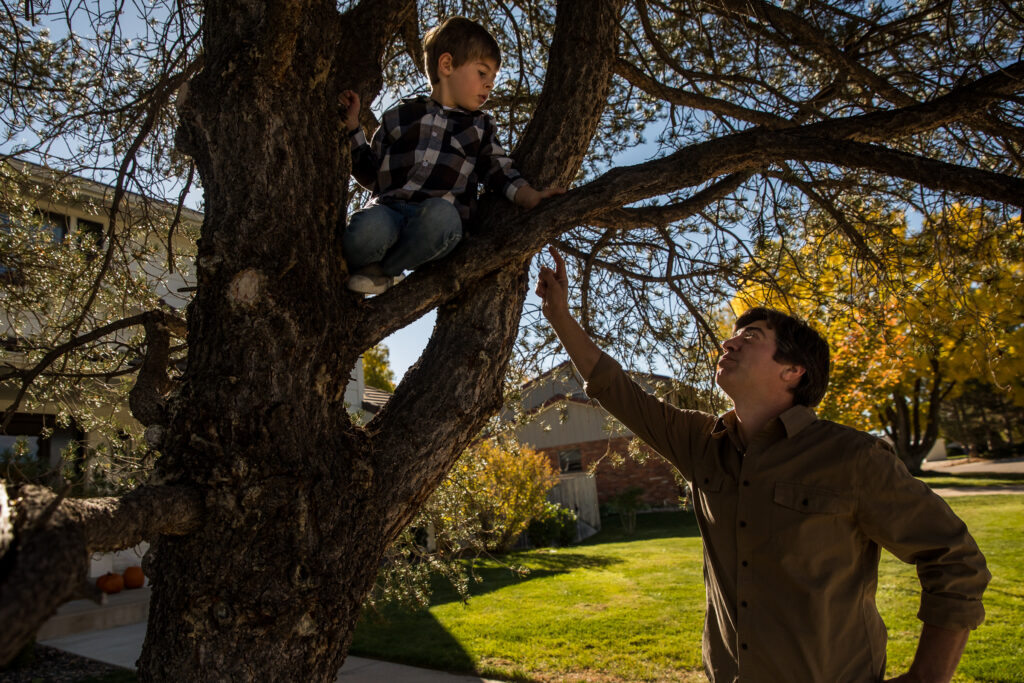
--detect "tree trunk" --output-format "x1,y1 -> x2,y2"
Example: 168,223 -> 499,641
132,0 -> 621,679
136,2 -> 411,679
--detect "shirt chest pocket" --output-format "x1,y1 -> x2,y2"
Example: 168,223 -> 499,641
771,481 -> 851,544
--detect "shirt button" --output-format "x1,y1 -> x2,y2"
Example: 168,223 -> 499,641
743,480 -> 750,487
422,161 -> 428,166
741,600 -> 748,608
739,521 -> 747,528
741,643 -> 749,650
742,560 -> 749,567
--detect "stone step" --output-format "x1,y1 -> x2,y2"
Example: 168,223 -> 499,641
37,586 -> 150,640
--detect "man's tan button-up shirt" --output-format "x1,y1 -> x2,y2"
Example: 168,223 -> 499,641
585,353 -> 989,683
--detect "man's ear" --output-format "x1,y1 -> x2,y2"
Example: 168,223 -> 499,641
781,364 -> 806,389
437,52 -> 454,76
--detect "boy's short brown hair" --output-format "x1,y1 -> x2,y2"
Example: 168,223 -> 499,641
422,16 -> 501,84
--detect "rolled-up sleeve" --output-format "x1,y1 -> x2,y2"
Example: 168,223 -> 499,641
855,441 -> 990,630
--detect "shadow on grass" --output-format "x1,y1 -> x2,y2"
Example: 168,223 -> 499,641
351,510 -> 703,675
352,607 -> 479,674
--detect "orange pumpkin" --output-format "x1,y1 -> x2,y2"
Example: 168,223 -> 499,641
123,566 -> 145,589
96,572 -> 124,594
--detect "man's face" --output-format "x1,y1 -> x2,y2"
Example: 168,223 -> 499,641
715,320 -> 799,399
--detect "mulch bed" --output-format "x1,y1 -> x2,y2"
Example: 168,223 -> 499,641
0,645 -> 132,683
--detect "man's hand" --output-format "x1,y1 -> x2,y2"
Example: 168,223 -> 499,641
535,246 -> 601,378
884,624 -> 970,683
515,184 -> 566,210
339,90 -> 360,132
535,246 -> 570,321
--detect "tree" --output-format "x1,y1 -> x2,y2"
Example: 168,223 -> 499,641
2,0 -> 1023,679
734,206 -> 1024,472
362,344 -> 396,392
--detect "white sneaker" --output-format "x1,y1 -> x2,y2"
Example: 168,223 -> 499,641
347,271 -> 404,295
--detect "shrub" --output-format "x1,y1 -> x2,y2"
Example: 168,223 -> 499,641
367,435 -> 558,610
608,486 -> 645,535
443,437 -> 559,553
527,502 -> 578,547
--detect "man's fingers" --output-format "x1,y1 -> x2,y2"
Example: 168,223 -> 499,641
547,246 -> 567,280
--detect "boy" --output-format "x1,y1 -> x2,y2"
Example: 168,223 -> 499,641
339,16 -> 563,294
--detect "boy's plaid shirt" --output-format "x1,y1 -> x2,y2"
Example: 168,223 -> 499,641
349,95 -> 526,222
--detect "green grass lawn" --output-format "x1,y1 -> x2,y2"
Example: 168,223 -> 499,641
351,495 -> 1024,683
917,471 -> 1024,489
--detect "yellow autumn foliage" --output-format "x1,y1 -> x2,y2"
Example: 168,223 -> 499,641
732,205 -> 1024,435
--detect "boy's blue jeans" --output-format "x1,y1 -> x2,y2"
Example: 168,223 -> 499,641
342,198 -> 463,277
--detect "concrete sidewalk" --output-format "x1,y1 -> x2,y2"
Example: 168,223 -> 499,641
42,621 -> 503,682
921,455 -> 1024,475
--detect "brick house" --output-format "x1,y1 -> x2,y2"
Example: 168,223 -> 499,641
507,361 -> 708,509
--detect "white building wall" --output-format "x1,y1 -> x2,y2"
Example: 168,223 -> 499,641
514,401 -> 632,450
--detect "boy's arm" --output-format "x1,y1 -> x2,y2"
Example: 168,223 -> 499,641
339,90 -> 379,190
480,118 -> 564,209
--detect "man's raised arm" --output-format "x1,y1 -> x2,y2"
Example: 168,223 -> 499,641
535,246 -> 602,379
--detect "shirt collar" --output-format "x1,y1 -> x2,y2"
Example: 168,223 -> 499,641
417,95 -> 480,116
711,404 -> 817,446
778,404 -> 818,437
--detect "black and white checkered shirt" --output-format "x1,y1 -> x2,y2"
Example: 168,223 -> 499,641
349,96 -> 526,223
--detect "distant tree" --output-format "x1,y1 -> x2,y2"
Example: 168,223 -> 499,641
2,0 -> 1023,678
735,206 -> 1023,472
362,344 -> 396,393
942,379 -> 1024,457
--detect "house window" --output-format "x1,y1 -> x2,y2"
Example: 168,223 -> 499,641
558,448 -> 582,473
0,413 -> 85,486
39,211 -> 70,243
76,218 -> 105,249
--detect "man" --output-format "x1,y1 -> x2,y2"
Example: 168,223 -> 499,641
535,247 -> 989,682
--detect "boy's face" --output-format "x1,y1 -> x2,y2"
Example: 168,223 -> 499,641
437,54 -> 497,111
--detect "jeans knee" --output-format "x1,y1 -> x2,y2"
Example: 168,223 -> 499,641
343,206 -> 399,267
417,198 -> 462,236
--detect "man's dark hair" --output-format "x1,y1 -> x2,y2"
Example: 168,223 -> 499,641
735,307 -> 831,407
422,16 -> 502,84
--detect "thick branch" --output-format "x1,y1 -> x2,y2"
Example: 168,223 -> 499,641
335,0 -> 417,104
129,311 -> 188,427
0,483 -> 202,667
588,172 -> 752,230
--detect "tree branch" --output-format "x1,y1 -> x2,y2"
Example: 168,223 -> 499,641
709,0 -> 917,107
350,59 -> 1024,352
2,310 -> 185,431
129,311 -> 187,428
0,482 -> 203,667
613,58 -> 789,128
588,172 -> 752,230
